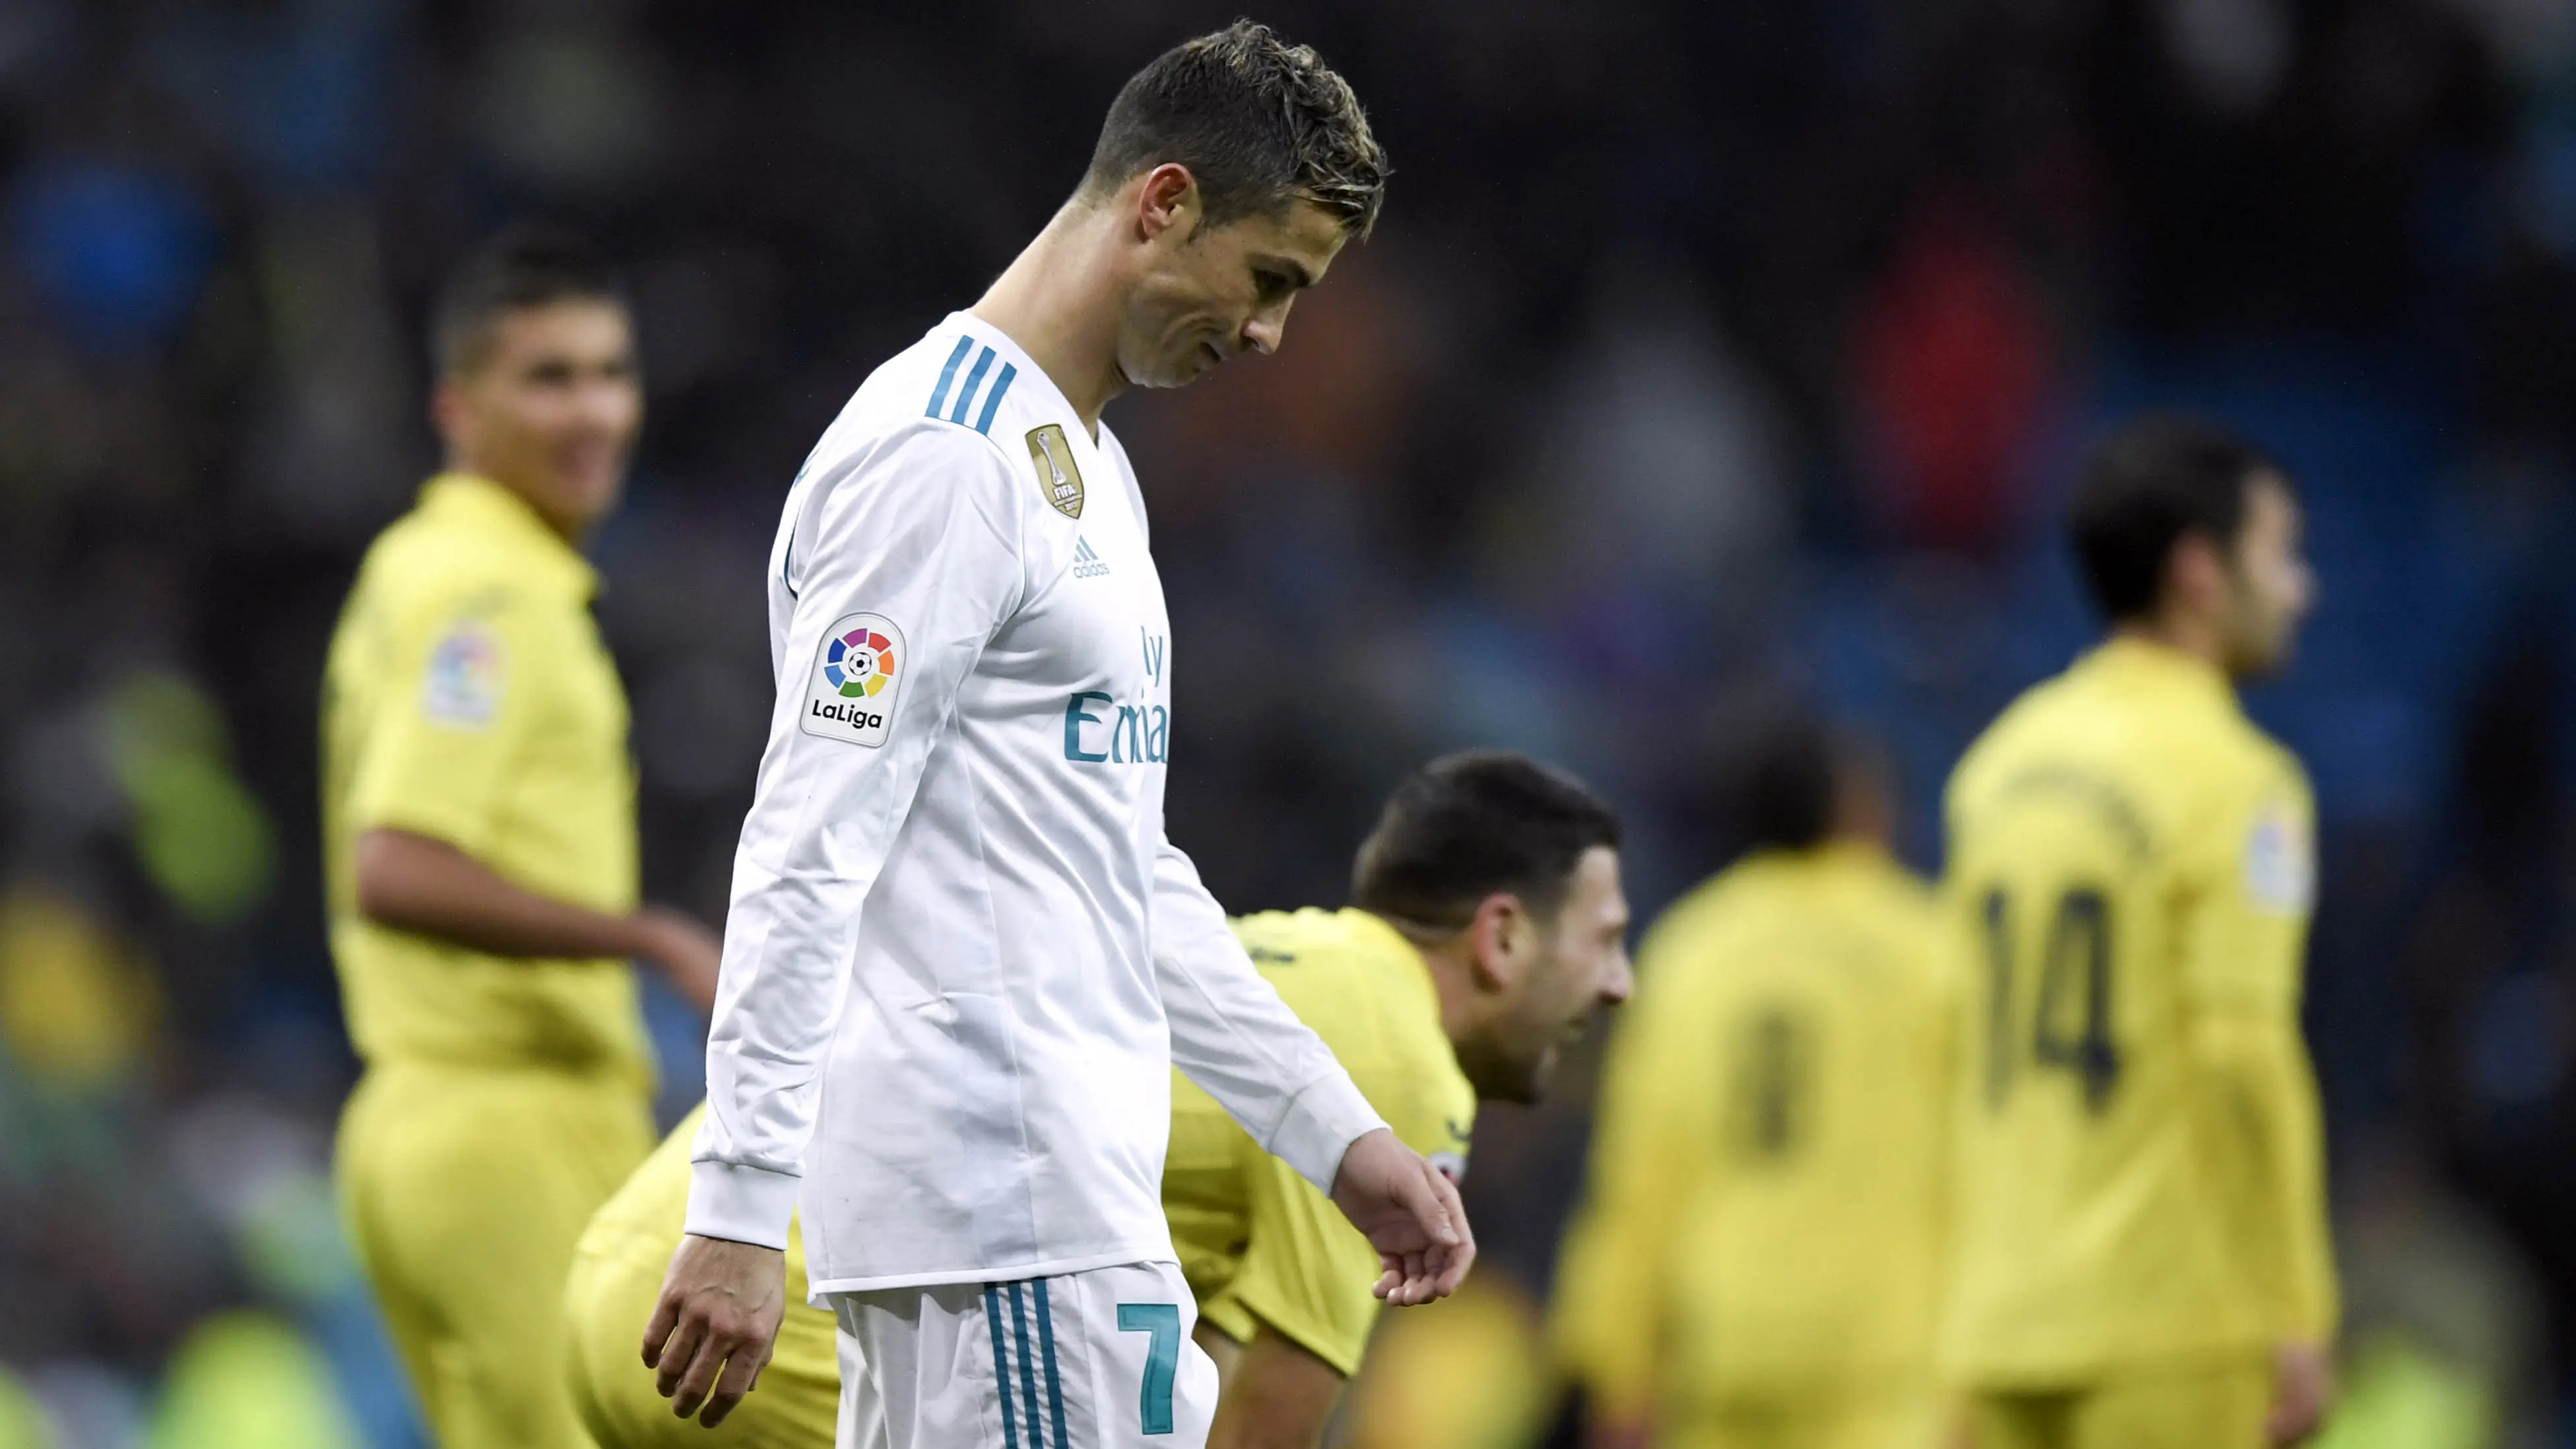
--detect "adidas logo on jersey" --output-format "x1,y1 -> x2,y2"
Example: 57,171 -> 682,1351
1072,538 -> 1111,579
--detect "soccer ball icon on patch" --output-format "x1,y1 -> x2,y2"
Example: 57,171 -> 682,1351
823,627 -> 897,697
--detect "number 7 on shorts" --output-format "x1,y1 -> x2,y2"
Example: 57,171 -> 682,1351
1116,1303 -> 1181,1434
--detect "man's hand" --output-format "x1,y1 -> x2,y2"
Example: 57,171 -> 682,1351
1328,1128 -> 1473,1306
643,1233 -> 787,1427
633,906 -> 723,1015
2267,1340 -> 2334,1446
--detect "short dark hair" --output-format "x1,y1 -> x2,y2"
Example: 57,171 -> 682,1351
430,223 -> 628,377
1351,751 -> 1623,928
1083,20 -> 1389,238
1739,715 -> 1839,854
2068,416 -> 2288,622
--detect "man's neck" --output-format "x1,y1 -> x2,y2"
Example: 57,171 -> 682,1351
444,460 -> 583,544
972,203 -> 1128,438
1370,913 -> 1481,1047
2110,615 -> 2226,674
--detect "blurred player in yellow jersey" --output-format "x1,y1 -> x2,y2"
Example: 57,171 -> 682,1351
1941,416 -> 2334,1448
322,226 -> 723,1449
1554,718 -> 1957,1449
562,750 -> 1633,1449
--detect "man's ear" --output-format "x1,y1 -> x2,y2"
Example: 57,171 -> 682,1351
431,377 -> 468,453
1135,163 -> 1200,243
1465,892 -> 1530,994
2166,531 -> 2230,616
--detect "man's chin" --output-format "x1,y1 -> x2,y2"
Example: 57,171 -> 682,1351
1140,358 -> 1211,391
546,475 -> 623,531
1458,1040 -> 1550,1106
2232,638 -> 2298,682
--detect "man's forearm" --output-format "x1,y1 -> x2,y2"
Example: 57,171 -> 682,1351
355,827 -> 647,960
2194,1011 -> 2339,1339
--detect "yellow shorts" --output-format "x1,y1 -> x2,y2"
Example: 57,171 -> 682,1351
562,1233 -> 842,1449
1967,1357 -> 2271,1449
1659,1390 -> 1946,1449
337,1060 -> 653,1449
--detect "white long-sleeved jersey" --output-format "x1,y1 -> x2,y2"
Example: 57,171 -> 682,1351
685,313 -> 1387,1293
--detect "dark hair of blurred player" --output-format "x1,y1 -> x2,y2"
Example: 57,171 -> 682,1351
2067,416 -> 2314,682
1350,750 -> 1632,1104
428,224 -> 641,540
1733,717 -> 1894,855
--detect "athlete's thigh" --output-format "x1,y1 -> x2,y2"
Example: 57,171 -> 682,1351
565,1246 -> 668,1449
567,1245 -> 841,1449
338,1076 -> 453,1440
1045,1261 -> 1217,1449
342,1068 -> 652,1448
2071,1358 -> 2270,1449
837,1262 -> 1217,1449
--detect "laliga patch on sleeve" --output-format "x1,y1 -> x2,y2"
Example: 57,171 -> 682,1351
801,613 -> 906,747
421,621 -> 505,728
2244,798 -> 2315,914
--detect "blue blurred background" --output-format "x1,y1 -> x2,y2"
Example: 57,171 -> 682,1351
5,0 -> 2576,1444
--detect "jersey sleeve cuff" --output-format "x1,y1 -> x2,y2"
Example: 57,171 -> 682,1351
1268,1070 -> 1388,1195
684,1159 -> 800,1252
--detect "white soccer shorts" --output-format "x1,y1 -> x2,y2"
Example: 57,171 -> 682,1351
830,1260 -> 1219,1449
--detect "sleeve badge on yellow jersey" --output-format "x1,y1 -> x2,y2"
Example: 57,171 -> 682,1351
1026,424 -> 1084,519
421,621 -> 504,728
2245,798 -> 2315,914
801,612 -> 905,747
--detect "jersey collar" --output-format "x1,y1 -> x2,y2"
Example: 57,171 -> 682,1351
945,310 -> 1091,445
417,472 -> 601,598
2087,635 -> 2238,711
1340,909 -> 1450,1021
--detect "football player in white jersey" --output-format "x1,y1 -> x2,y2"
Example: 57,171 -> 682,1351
643,21 -> 1472,1449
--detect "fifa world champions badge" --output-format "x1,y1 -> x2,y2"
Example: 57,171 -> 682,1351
1025,424 -> 1085,519
802,613 -> 906,747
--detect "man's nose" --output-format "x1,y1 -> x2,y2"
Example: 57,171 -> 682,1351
1601,949 -> 1635,1005
1242,297 -> 1295,356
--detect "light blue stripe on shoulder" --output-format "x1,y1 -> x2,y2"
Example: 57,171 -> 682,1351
927,336 -> 975,418
975,362 -> 1017,435
949,346 -> 998,425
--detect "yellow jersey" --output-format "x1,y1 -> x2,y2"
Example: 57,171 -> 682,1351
1553,843 -> 1956,1419
321,472 -> 649,1084
1164,908 -> 1477,1376
1941,637 -> 2336,1384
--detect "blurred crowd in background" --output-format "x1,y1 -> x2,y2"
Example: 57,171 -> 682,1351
8,0 -> 2576,1444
